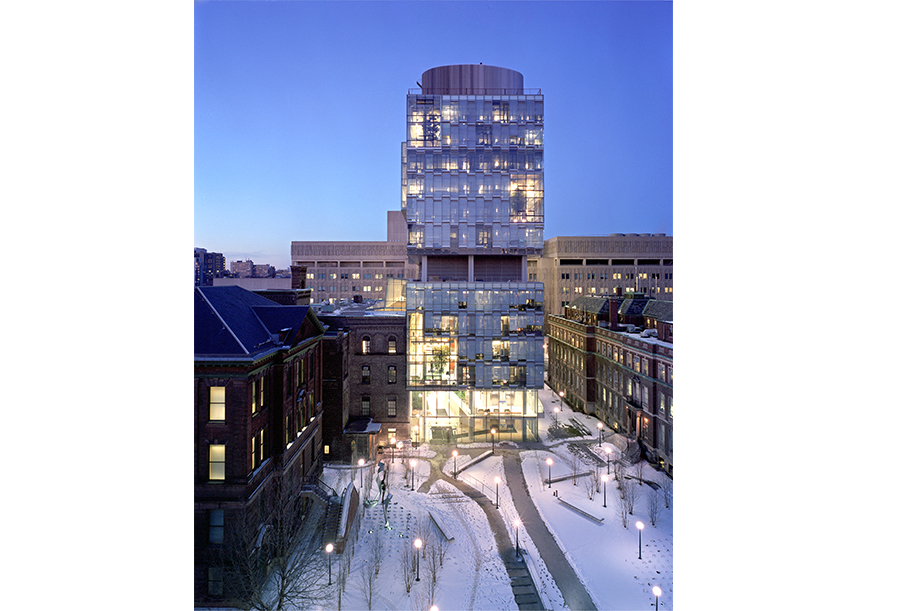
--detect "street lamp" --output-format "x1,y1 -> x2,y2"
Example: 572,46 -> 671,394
601,474 -> 608,507
490,427 -> 496,454
357,458 -> 365,497
546,457 -> 553,489
494,476 -> 501,508
397,441 -> 403,464
554,406 -> 560,426
410,459 -> 417,491
414,424 -> 420,448
604,446 -> 612,475
636,521 -> 644,559
513,519 -> 521,560
414,538 -> 423,581
325,542 -> 334,585
390,437 -> 396,464
597,421 -> 603,445
451,449 -> 458,478
652,586 -> 662,610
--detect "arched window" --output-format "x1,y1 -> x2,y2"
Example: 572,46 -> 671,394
388,336 -> 397,354
362,336 -> 371,354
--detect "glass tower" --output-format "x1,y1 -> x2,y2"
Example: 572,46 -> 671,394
403,65 -> 545,443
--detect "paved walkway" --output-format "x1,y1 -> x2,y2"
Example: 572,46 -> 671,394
504,451 -> 598,611
417,445 -> 598,610
417,447 -> 543,610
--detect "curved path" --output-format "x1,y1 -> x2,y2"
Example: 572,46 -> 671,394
503,451 -> 598,611
418,447 -> 544,610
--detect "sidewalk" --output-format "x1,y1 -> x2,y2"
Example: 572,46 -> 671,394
504,452 -> 598,611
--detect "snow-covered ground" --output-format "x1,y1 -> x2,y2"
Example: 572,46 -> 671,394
308,386 -> 673,611
195,386 -> 672,610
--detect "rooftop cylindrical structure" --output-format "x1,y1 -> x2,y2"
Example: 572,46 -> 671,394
421,64 -> 524,95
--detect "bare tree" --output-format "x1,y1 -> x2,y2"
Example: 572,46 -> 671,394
423,543 -> 439,607
647,487 -> 661,527
435,531 -> 449,568
356,552 -> 379,611
613,459 -> 626,485
624,477 -> 639,516
425,538 -> 441,586
334,549 -> 352,611
413,587 -> 431,611
369,524 -> 384,576
401,539 -> 415,594
616,486 -> 629,528
635,458 -> 645,485
587,468 -> 602,501
660,476 -> 673,509
217,487 -> 332,611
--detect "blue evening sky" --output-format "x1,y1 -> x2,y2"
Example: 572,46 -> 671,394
195,1 -> 673,270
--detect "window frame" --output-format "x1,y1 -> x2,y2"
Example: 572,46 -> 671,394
209,386 -> 225,422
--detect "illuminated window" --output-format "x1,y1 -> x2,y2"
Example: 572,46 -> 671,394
362,366 -> 370,384
362,336 -> 371,354
209,444 -> 225,480
387,397 -> 397,417
388,365 -> 397,384
251,429 -> 264,470
388,336 -> 397,354
209,387 -> 225,421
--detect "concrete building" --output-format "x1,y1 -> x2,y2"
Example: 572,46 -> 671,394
402,65 -> 546,444
547,293 -> 673,475
291,212 -> 420,305
529,234 -> 673,319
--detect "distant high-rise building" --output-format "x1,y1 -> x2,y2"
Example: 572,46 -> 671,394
194,248 -> 207,286
230,260 -> 254,278
402,65 -> 546,443
195,247 -> 226,286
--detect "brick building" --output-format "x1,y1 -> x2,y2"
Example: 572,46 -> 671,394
317,311 -> 408,456
547,293 -> 673,475
194,285 -> 326,605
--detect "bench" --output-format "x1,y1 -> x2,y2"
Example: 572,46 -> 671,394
556,496 -> 605,525
429,510 -> 454,542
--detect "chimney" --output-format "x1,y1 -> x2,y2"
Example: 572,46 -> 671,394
291,265 -> 307,289
608,297 -> 619,330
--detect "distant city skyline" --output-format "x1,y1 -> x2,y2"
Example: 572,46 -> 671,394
195,1 -> 673,270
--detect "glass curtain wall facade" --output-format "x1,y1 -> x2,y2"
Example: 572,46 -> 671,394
402,95 -> 544,254
406,282 -> 544,442
403,65 -> 545,443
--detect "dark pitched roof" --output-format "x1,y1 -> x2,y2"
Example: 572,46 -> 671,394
567,295 -> 609,315
195,286 -> 321,358
642,299 -> 674,323
620,297 -> 651,317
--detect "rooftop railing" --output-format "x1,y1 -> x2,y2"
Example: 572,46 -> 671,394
409,88 -> 542,96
